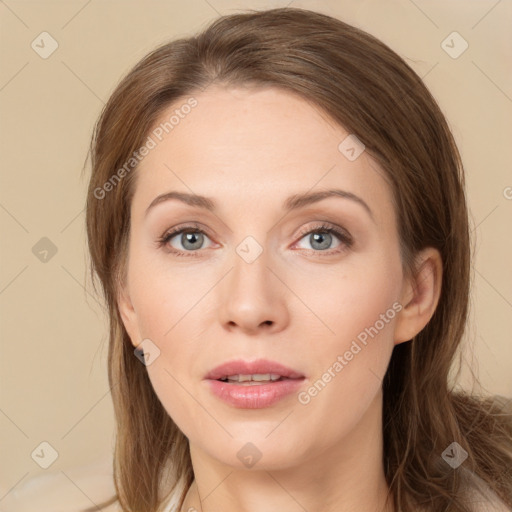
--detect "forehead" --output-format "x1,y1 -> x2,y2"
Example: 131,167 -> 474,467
131,85 -> 394,225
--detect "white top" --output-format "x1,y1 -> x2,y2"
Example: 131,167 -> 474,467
161,478 -> 185,512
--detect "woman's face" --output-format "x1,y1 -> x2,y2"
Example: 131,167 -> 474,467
118,85 -> 411,470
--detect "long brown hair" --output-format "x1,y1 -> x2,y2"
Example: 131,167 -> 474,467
83,7 -> 512,511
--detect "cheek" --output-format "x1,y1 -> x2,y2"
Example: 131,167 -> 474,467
146,358 -> 203,427
289,246 -> 401,351
128,247 -> 212,340
126,253 -> 211,426
289,250 -> 401,415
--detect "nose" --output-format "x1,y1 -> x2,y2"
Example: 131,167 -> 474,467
217,244 -> 289,335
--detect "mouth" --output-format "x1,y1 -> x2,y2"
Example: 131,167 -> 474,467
216,374 -> 294,385
204,359 -> 306,409
204,358 -> 305,382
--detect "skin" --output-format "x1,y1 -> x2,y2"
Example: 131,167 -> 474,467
117,85 -> 442,512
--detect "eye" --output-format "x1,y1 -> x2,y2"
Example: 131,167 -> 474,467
156,221 -> 353,257
156,223 -> 214,257
293,222 -> 353,254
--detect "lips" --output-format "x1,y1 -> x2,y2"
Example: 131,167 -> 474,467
203,359 -> 306,409
204,358 -> 305,381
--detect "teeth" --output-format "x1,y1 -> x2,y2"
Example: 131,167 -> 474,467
224,373 -> 282,382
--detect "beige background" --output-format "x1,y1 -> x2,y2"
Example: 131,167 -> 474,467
1,0 -> 511,509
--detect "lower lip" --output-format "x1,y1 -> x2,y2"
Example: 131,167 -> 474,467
205,378 -> 305,409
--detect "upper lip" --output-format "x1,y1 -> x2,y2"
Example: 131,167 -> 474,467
204,358 -> 305,380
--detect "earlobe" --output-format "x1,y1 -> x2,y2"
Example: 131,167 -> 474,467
394,247 -> 443,345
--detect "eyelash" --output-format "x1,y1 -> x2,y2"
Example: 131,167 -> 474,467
156,222 -> 353,258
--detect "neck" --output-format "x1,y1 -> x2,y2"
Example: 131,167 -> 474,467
181,391 -> 394,512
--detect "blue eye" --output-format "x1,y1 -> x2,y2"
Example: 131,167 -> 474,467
157,225 -> 212,257
294,223 -> 353,253
157,222 -> 353,257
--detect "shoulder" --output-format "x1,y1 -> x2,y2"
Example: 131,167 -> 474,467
160,478 -> 187,512
1,455 -> 120,512
461,467 -> 512,512
468,395 -> 512,511
464,490 -> 511,512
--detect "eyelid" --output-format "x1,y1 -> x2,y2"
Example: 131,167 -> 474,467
292,221 -> 353,252
157,220 -> 353,256
155,223 -> 214,257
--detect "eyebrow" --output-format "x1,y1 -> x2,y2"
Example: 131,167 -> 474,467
145,188 -> 374,221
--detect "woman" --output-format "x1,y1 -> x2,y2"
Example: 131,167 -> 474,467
82,7 -> 511,512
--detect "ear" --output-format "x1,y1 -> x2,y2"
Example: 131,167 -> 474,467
117,281 -> 141,348
394,247 -> 443,345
